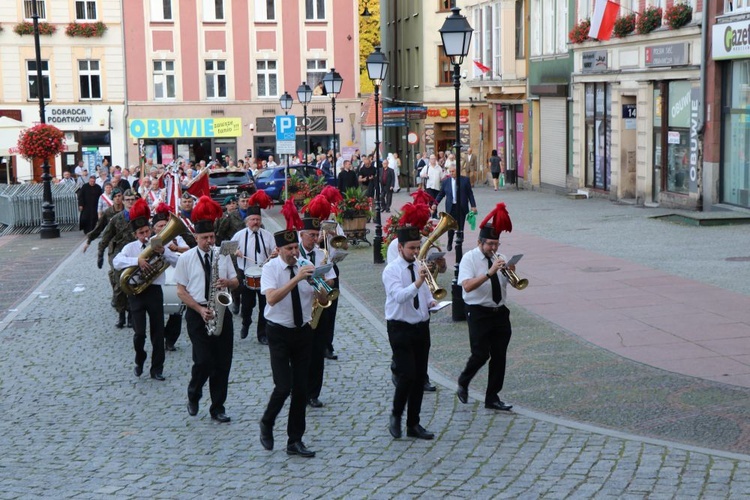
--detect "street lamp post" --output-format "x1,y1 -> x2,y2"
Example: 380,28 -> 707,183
366,47 -> 389,264
32,0 -> 59,239
296,82 -> 312,163
279,91 -> 294,200
440,7 -> 473,320
322,68 -> 343,178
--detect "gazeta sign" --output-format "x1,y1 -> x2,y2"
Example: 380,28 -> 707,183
713,21 -> 750,60
128,117 -> 242,139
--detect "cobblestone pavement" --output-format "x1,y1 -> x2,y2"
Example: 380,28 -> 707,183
1,189 -> 750,497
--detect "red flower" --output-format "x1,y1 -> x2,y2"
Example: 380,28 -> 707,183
17,124 -> 66,161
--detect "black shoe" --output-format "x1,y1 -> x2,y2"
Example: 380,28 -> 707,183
406,424 -> 435,440
485,401 -> 513,411
259,422 -> 274,450
240,325 -> 249,339
447,242 -> 453,252
258,336 -> 268,345
324,349 -> 338,360
151,373 -> 166,381
308,398 -> 323,408
211,413 -> 231,423
187,400 -> 199,416
115,311 -> 125,329
423,381 -> 437,392
286,441 -> 315,458
165,343 -> 177,352
389,414 -> 402,439
457,385 -> 469,404
134,363 -> 144,377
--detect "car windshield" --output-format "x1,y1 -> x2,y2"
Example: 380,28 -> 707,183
256,169 -> 276,180
209,172 -> 249,185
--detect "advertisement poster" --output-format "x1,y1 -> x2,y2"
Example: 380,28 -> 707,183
515,110 -> 525,177
496,107 -> 506,160
161,144 -> 174,165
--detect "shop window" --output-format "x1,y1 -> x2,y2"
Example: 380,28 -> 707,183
75,1 -> 97,20
722,60 -> 750,207
27,60 -> 50,100
305,0 -> 325,20
24,0 -> 45,19
584,82 -> 611,191
306,59 -> 327,89
255,0 -> 275,21
79,60 -> 101,100
205,60 -> 227,99
256,60 -> 278,98
150,0 -> 172,21
653,81 -> 693,196
438,46 -> 451,86
203,0 -> 224,21
153,60 -> 176,100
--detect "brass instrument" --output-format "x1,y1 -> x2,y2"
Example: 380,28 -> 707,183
492,253 -> 529,290
416,212 -> 458,300
296,255 -> 339,329
320,220 -> 348,264
206,241 -> 238,336
120,213 -> 188,295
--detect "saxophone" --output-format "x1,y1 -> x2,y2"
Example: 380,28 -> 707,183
205,241 -> 238,336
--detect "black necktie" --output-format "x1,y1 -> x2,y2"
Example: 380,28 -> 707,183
141,243 -> 146,250
203,252 -> 212,302
408,263 -> 419,310
309,250 -> 315,265
253,231 -> 260,257
488,257 -> 502,303
289,266 -> 303,327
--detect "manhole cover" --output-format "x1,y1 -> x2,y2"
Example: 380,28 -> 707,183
581,266 -> 620,273
725,256 -> 750,262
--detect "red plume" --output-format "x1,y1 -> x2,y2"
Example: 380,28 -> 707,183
248,190 -> 273,209
410,189 -> 435,207
154,202 -> 171,216
303,194 -> 332,221
130,198 -> 151,221
320,185 -> 343,205
479,202 -> 512,234
399,203 -> 431,229
281,198 -> 303,230
192,195 -> 223,223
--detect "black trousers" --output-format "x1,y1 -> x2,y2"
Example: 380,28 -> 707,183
307,306 -> 334,400
326,270 -> 340,353
128,285 -> 165,376
458,304 -> 512,404
262,321 -> 313,445
164,312 -> 182,347
381,187 -> 393,211
447,206 -> 468,246
387,319 -> 430,427
185,307 -> 234,416
240,285 -> 267,341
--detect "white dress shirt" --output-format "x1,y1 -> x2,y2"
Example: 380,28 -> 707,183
112,236 -> 179,286
458,246 -> 508,307
382,255 -> 432,323
231,227 -> 275,270
421,164 -> 443,190
298,245 -> 336,281
173,246 -> 237,304
261,256 -> 315,328
386,237 -> 443,265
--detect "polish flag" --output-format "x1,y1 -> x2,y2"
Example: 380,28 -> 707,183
185,167 -> 210,199
590,0 -> 620,41
473,60 -> 491,74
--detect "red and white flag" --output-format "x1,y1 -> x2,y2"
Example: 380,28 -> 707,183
162,171 -> 182,214
185,167 -> 210,199
473,60 -> 491,74
590,0 -> 620,41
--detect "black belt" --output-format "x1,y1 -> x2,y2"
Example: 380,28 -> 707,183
468,304 -> 507,314
267,320 -> 309,330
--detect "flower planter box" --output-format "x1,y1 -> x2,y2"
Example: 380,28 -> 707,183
341,216 -> 366,231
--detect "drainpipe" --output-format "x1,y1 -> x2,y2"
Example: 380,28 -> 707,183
121,0 -> 129,167
697,0 -> 709,210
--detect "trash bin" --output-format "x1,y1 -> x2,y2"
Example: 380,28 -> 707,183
505,169 -> 517,185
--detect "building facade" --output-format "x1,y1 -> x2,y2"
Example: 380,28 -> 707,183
0,0 -> 126,182
123,0 -> 361,168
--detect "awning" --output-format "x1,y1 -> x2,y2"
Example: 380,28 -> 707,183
0,116 -> 29,156
64,140 -> 79,153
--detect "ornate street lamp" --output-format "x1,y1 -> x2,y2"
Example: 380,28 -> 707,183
32,0 -> 59,239
322,68 -> 343,178
279,91 -> 294,200
296,82 -> 313,163
366,47 -> 389,264
440,7 -> 472,320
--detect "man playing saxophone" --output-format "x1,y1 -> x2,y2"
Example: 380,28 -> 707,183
113,198 -> 178,381
174,196 -> 238,423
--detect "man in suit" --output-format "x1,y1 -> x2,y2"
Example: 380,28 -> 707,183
463,147 -> 478,187
431,165 -> 478,251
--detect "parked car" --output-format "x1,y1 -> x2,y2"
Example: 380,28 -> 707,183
208,169 -> 256,202
254,165 -> 335,200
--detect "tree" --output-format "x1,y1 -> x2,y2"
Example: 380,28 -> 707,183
359,0 -> 380,94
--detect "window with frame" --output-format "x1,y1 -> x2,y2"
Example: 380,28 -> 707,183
725,0 -> 748,13
75,1 -> 97,20
150,0 -> 172,21
577,0 -> 591,23
472,8 -> 482,77
153,60 -> 176,99
27,60 -> 50,100
203,0 -> 224,21
531,0 -> 567,56
205,60 -> 227,99
438,46 -> 451,85
79,60 -> 102,100
515,0 -> 525,59
255,0 -> 275,21
305,0 -> 325,20
256,60 -> 278,97
306,59 -> 327,88
439,0 -> 456,12
24,0 -> 46,19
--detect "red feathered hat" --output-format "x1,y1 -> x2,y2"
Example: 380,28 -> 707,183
479,202 -> 512,239
320,185 -> 343,205
129,198 -> 151,231
247,190 -> 273,215
398,202 -> 431,229
410,189 -> 435,207
151,202 -> 172,224
192,195 -> 223,234
281,198 -> 303,230
303,194 -> 332,222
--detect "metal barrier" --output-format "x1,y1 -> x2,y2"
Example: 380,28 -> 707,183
0,183 -> 80,236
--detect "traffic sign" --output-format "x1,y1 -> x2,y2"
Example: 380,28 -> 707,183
407,132 -> 419,144
275,115 -> 296,141
276,140 -> 296,154
383,121 -> 406,128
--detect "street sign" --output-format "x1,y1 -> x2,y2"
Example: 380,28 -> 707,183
275,115 -> 296,141
383,121 -> 407,128
276,140 -> 296,154
407,132 -> 419,144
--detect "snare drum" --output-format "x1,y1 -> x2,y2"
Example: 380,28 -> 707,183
162,267 -> 185,315
244,266 -> 262,290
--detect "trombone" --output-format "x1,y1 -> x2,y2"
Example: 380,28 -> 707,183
492,254 -> 529,290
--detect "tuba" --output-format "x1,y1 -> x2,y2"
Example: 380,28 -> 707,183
120,213 -> 188,295
416,212 -> 457,300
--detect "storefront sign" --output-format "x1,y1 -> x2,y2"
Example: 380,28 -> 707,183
713,20 -> 750,60
668,81 -> 693,129
645,43 -> 688,67
426,108 -> 469,118
688,87 -> 700,193
45,106 -> 93,125
128,118 -> 243,139
582,51 -> 608,73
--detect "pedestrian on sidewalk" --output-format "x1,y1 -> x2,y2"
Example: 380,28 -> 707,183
431,166 -> 477,252
488,150 -> 503,191
380,158 -> 395,212
456,203 -> 515,412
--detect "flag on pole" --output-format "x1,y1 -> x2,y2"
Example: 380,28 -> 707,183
590,0 -> 620,41
162,171 -> 182,214
473,60 -> 491,74
186,167 -> 210,199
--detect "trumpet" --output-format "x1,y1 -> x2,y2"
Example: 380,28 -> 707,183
320,220 -> 348,264
492,254 -> 529,290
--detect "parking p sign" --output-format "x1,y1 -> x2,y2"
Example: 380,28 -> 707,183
275,115 -> 296,141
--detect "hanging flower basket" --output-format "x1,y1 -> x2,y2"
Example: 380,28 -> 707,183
16,124 -> 66,161
65,21 -> 107,38
637,6 -> 662,35
568,19 -> 591,44
613,13 -> 636,38
664,3 -> 692,30
14,21 -> 56,36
